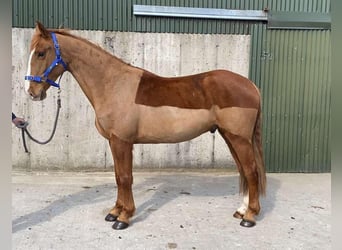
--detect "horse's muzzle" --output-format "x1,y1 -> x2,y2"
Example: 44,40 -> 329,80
28,88 -> 47,101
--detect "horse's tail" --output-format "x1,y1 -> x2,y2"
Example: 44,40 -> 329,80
253,101 -> 267,196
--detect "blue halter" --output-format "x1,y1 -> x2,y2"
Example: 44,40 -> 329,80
25,32 -> 67,88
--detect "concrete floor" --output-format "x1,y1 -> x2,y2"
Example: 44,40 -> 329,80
12,170 -> 331,250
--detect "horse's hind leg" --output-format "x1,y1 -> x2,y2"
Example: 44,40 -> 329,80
105,135 -> 135,230
220,131 -> 260,227
222,135 -> 249,219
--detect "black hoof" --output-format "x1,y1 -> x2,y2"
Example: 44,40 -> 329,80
105,214 -> 118,222
112,220 -> 129,230
240,219 -> 256,227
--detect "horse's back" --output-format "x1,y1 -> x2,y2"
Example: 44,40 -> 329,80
135,69 -> 260,110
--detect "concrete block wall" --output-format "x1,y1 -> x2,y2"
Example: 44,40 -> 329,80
12,28 -> 250,171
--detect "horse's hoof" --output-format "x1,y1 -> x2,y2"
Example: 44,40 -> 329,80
240,219 -> 256,227
233,211 -> 244,219
112,220 -> 129,230
105,214 -> 118,222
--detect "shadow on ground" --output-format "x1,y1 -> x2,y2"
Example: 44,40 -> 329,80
12,173 -> 280,232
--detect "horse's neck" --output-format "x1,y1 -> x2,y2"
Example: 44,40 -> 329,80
59,34 -> 130,107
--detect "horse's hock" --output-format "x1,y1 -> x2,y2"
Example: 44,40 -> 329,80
12,28 -> 251,171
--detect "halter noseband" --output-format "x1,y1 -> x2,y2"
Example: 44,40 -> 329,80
25,32 -> 67,88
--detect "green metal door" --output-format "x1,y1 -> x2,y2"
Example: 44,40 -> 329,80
250,24 -> 331,172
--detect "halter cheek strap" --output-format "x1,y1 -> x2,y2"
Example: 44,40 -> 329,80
25,32 -> 67,88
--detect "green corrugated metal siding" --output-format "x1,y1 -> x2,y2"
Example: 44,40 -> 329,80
247,0 -> 331,172
250,28 -> 330,172
12,0 -> 331,172
12,0 -> 259,33
12,0 -> 134,31
12,0 -> 330,32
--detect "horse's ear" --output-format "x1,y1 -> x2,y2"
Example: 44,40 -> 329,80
35,21 -> 50,38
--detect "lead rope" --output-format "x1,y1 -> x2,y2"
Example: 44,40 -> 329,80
20,74 -> 63,153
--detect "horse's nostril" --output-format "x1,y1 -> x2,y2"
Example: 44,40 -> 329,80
28,90 -> 36,98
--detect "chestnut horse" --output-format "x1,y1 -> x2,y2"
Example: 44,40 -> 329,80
25,22 -> 266,230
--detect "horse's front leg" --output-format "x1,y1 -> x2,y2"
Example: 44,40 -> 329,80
105,135 -> 135,230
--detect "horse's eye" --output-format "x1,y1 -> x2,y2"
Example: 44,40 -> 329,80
37,52 -> 45,58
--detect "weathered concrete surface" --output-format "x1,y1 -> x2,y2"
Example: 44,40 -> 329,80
12,28 -> 250,171
12,171 -> 331,250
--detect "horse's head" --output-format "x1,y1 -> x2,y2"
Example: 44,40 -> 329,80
25,21 -> 67,101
